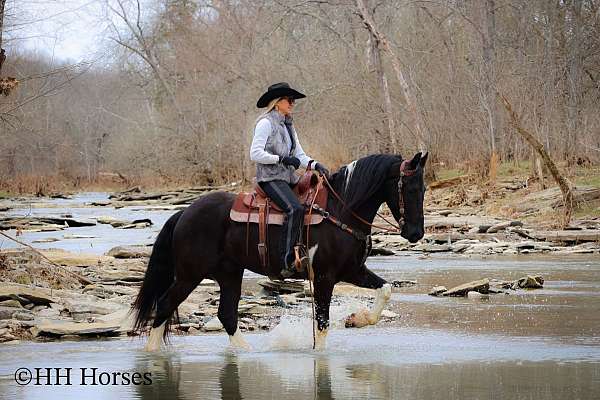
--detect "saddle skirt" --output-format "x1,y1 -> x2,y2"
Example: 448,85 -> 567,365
230,171 -> 328,225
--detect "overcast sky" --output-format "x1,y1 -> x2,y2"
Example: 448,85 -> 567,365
6,0 -> 110,63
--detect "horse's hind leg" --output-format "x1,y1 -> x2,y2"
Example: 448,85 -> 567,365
145,279 -> 200,351
214,264 -> 251,350
343,266 -> 391,328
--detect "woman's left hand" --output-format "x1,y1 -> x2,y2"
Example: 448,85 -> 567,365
314,163 -> 330,178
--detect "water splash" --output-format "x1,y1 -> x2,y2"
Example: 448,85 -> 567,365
265,315 -> 314,350
264,296 -> 374,351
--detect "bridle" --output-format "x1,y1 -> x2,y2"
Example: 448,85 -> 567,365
397,159 -> 417,231
306,159 -> 418,271
320,159 -> 417,234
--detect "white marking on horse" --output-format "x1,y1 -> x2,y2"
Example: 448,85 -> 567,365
345,283 -> 392,328
308,244 -> 319,266
368,283 -> 392,324
144,321 -> 165,352
314,327 -> 328,350
229,328 -> 252,350
344,160 -> 357,193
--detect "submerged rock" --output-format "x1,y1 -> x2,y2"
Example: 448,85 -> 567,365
516,275 -> 544,289
467,291 -> 489,299
106,246 -> 152,259
32,238 -> 61,243
391,280 -> 417,288
429,286 -> 447,296
500,275 -> 544,290
31,321 -> 120,337
443,279 -> 489,297
120,219 -> 153,229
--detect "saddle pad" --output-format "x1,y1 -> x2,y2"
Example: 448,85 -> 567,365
230,194 -> 324,225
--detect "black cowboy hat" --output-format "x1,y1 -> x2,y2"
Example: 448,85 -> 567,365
256,82 -> 306,108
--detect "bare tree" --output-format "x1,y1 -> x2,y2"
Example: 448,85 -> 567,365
500,93 -> 576,226
355,0 -> 427,153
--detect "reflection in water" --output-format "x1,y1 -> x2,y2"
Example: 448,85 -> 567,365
126,351 -> 600,400
220,354 -> 242,400
1,332 -> 599,400
0,249 -> 598,399
133,353 -> 184,400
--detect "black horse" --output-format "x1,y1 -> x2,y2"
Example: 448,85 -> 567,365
133,152 -> 428,351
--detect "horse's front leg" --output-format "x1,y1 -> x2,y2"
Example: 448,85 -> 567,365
343,266 -> 391,328
313,277 -> 335,350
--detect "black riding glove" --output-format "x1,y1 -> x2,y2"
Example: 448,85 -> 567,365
314,162 -> 330,177
279,156 -> 301,170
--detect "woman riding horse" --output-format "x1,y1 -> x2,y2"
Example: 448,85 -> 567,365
132,98 -> 428,352
250,82 -> 329,278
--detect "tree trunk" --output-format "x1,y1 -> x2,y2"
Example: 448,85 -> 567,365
499,93 -> 575,227
480,0 -> 499,174
531,149 -> 545,189
0,0 -> 6,75
565,0 -> 583,160
355,0 -> 426,153
366,26 -> 396,152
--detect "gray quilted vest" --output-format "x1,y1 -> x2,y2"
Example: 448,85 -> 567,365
255,110 -> 300,184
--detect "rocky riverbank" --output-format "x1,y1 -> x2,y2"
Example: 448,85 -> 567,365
0,181 -> 599,344
0,245 -> 409,343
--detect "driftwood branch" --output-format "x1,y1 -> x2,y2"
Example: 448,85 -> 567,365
498,92 -> 576,227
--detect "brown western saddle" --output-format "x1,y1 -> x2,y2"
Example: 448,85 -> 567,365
230,171 -> 328,271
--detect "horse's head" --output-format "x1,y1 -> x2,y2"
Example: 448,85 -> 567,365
383,152 -> 428,243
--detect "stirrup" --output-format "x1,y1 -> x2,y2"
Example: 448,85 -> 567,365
294,245 -> 309,272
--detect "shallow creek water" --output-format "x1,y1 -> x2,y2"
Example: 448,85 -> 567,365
0,194 -> 599,399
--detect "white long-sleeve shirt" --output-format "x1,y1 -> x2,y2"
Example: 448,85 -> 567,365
249,117 -> 313,168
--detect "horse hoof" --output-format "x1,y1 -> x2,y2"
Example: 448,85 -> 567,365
345,313 -> 357,328
345,310 -> 370,328
381,283 -> 392,301
229,340 -> 252,351
229,329 -> 252,350
143,344 -> 161,352
314,328 -> 328,350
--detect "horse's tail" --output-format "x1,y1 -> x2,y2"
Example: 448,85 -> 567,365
132,210 -> 183,335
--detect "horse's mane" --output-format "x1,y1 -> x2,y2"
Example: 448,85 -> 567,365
329,154 -> 401,211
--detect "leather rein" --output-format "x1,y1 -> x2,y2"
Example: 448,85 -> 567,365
318,159 -> 416,237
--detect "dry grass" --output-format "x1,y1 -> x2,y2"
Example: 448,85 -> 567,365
0,250 -> 82,290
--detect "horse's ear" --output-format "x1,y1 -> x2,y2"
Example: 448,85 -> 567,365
409,152 -> 422,170
419,152 -> 428,168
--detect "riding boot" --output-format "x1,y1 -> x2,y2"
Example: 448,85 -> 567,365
257,180 -> 305,279
281,253 -> 296,279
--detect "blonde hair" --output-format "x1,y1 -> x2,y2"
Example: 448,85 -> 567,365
255,97 -> 282,123
265,97 -> 281,113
